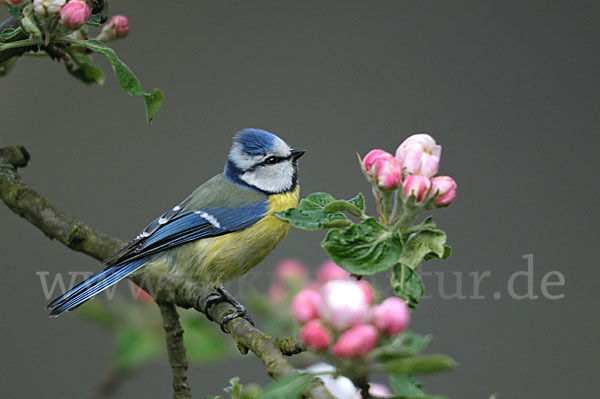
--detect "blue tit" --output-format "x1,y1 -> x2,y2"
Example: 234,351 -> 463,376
48,128 -> 305,323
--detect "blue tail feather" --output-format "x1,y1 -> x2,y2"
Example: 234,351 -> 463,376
48,259 -> 148,317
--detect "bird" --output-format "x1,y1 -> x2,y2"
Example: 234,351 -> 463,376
47,128 -> 305,328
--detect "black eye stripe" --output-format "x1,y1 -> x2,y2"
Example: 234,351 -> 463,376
261,155 -> 293,166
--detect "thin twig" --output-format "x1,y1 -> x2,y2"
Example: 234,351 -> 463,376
90,366 -> 130,399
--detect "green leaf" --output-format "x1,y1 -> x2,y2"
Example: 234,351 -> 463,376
424,245 -> 451,261
115,328 -> 162,370
323,200 -> 363,218
383,354 -> 456,375
274,192 -> 352,231
370,331 -> 431,362
1,26 -> 23,41
224,377 -> 243,399
70,51 -> 93,64
348,193 -> 366,211
300,192 -> 336,209
181,315 -> 229,363
322,218 -> 402,275
391,263 -> 424,309
0,57 -> 18,77
87,13 -> 102,26
8,5 -> 21,19
260,373 -> 313,399
388,375 -> 446,399
66,61 -> 105,85
275,208 -> 352,231
321,193 -> 366,218
20,4 -> 41,39
56,38 -> 163,124
400,229 -> 447,270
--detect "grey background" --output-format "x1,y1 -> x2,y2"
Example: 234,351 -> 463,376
1,1 -> 598,398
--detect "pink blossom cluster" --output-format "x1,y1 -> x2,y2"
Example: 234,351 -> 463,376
268,258 -> 350,303
24,0 -> 130,35
362,134 -> 457,207
32,0 -> 90,28
283,261 -> 410,359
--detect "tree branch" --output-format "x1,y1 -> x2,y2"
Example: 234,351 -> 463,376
0,145 -> 333,399
158,302 -> 191,399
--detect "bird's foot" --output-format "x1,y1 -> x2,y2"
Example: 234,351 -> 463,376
203,285 -> 254,333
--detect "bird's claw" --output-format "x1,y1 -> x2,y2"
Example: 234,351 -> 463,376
220,306 -> 254,333
202,285 -> 255,333
202,292 -> 226,322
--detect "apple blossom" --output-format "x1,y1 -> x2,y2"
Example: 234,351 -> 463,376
332,324 -> 378,358
59,0 -> 90,29
371,297 -> 410,336
402,174 -> 431,203
319,280 -> 369,330
430,176 -> 457,207
373,156 -> 402,190
274,258 -> 308,284
33,0 -> 66,17
362,149 -> 389,173
300,320 -> 332,351
395,133 -> 441,177
291,288 -> 321,323
98,15 -> 130,42
317,260 -> 350,284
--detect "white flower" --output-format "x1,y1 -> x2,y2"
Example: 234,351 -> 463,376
33,0 -> 66,17
319,279 -> 369,331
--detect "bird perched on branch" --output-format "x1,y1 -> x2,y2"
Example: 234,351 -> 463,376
47,128 -> 305,328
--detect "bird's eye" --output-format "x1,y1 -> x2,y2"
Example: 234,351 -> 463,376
265,156 -> 278,165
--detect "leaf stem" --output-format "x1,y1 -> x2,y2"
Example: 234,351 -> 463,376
0,38 -> 40,51
379,190 -> 394,226
390,207 -> 418,233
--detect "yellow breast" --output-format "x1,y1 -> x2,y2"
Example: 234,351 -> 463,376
164,186 -> 300,286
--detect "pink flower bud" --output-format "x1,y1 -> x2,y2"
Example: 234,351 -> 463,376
395,133 -> 441,177
373,156 -> 402,190
369,384 -> 392,398
60,1 -> 90,29
300,320 -> 332,351
317,260 -> 350,284
132,284 -> 153,303
430,176 -> 457,207
291,289 -> 321,324
275,258 -> 308,283
320,280 -> 369,330
357,280 -> 374,305
332,324 -> 378,358
402,175 -> 431,203
362,149 -> 389,172
1,0 -> 25,5
268,282 -> 286,302
109,15 -> 129,38
33,0 -> 66,17
97,15 -> 130,42
371,297 -> 410,336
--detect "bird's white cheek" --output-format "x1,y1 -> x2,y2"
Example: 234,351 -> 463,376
240,163 -> 294,193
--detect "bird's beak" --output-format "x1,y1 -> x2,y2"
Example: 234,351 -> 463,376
290,149 -> 306,160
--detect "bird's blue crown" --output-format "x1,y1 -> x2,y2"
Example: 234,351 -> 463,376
232,128 -> 278,155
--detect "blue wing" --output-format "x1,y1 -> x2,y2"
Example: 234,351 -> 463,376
48,200 -> 268,316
